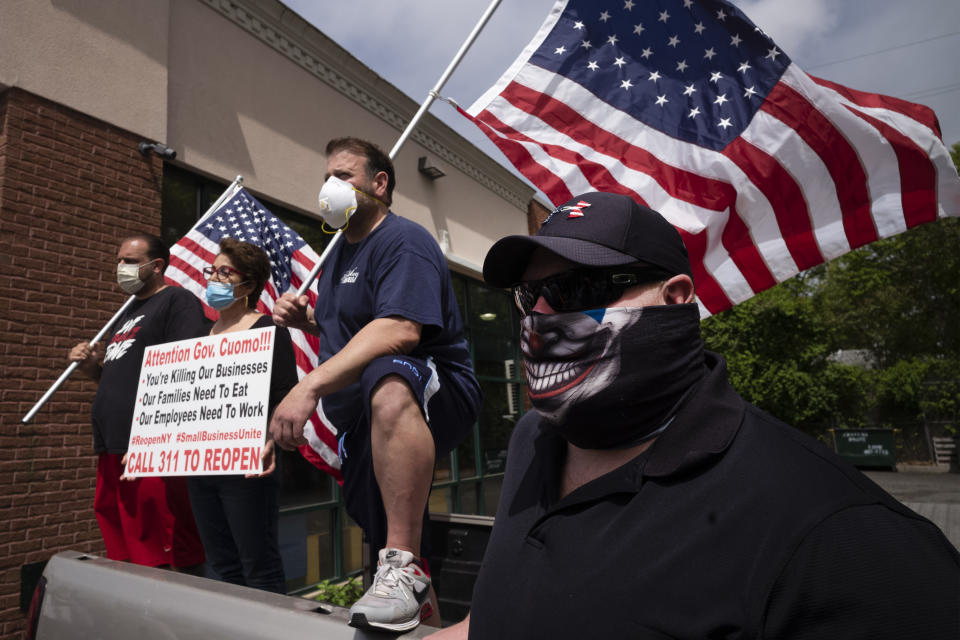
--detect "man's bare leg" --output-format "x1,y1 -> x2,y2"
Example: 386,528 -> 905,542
368,375 -> 440,624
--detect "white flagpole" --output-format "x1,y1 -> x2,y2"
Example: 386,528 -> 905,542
22,176 -> 245,423
295,0 -> 503,296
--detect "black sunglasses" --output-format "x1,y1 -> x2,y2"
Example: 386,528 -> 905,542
513,266 -> 670,316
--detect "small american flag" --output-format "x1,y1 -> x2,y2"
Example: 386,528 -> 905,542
461,0 -> 960,315
165,185 -> 342,480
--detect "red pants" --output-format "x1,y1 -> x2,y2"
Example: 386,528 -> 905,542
94,453 -> 205,567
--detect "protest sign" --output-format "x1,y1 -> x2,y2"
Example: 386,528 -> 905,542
124,327 -> 275,477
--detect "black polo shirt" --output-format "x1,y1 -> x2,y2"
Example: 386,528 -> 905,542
469,352 -> 959,639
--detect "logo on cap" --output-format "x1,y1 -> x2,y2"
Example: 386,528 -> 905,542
543,200 -> 591,225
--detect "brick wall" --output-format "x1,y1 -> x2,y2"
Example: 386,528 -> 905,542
0,88 -> 164,639
527,198 -> 552,235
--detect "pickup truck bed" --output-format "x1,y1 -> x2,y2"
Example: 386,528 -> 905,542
33,551 -> 434,639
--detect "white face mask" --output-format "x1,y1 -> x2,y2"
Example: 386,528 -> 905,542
117,261 -> 152,294
317,176 -> 359,230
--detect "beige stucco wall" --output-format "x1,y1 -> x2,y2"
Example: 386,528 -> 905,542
0,0 -> 531,275
0,0 -> 169,143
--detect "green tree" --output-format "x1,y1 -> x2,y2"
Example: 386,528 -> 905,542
702,141 -> 960,452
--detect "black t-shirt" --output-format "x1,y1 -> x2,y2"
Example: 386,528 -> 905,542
91,287 -> 208,453
245,315 -> 298,413
468,352 -> 960,639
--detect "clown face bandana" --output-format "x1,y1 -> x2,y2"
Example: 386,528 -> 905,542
521,303 -> 704,449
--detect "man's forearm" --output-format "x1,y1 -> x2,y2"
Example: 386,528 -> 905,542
76,360 -> 102,381
295,305 -> 322,336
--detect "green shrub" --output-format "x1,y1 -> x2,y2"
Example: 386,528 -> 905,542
313,577 -> 364,607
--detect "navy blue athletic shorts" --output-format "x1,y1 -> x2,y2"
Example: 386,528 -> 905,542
337,354 -> 480,559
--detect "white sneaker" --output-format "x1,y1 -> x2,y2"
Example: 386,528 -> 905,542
348,548 -> 432,632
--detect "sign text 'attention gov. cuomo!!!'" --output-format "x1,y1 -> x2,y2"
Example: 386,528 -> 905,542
124,327 -> 275,477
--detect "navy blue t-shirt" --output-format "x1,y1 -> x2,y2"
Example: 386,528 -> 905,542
313,212 -> 474,432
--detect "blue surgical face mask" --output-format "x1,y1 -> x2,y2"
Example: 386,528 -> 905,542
205,281 -> 238,310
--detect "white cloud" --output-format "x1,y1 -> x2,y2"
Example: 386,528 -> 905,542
731,0 -> 839,57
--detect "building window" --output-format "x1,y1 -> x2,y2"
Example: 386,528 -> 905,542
161,165 -> 524,592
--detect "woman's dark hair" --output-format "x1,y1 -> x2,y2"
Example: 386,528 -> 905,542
218,237 -> 271,309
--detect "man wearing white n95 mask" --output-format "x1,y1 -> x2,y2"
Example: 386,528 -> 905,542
271,137 -> 481,633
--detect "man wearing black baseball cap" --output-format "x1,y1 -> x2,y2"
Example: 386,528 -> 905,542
427,192 -> 958,640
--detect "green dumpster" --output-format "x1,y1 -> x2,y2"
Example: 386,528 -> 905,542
832,429 -> 896,470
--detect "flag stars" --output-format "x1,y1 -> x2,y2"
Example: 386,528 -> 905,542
599,10 -> 611,22
710,71 -> 723,83
693,22 -> 706,35
581,40 -> 593,49
607,34 -> 619,46
718,118 -> 733,129
587,60 -> 599,71
676,59 -> 688,72
766,46 -> 781,61
633,23 -> 644,35
658,10 -> 670,23
648,70 -> 662,81
704,47 -> 716,60
613,56 -> 627,67
640,47 -> 654,59
624,0 -> 635,9
573,20 -> 585,30
688,107 -> 701,118
555,46 -> 566,55
716,9 -> 727,20
683,83 -> 697,96
738,61 -> 752,73
655,94 -> 669,106
620,79 -> 634,90
714,93 -> 729,105
668,35 -> 680,47
744,86 -> 758,98
731,34 -> 742,46
683,0 -> 694,7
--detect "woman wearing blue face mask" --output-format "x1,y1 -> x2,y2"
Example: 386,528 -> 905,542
188,237 -> 298,594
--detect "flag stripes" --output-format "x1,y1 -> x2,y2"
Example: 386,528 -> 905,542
166,186 -> 342,479
461,0 -> 960,315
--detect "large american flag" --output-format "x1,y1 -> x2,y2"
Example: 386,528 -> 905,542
165,185 -> 342,480
461,0 -> 960,315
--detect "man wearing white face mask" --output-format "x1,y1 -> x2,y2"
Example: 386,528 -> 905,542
428,192 -> 959,640
271,137 -> 481,632
69,233 -> 207,572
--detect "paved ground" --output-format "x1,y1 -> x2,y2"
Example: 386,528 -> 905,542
865,469 -> 960,550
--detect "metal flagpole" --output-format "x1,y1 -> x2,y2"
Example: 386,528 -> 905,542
295,0 -> 503,297
22,176 -> 245,423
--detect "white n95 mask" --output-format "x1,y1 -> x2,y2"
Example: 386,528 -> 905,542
317,176 -> 358,230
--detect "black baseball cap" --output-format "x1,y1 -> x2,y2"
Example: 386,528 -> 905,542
483,192 -> 692,287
